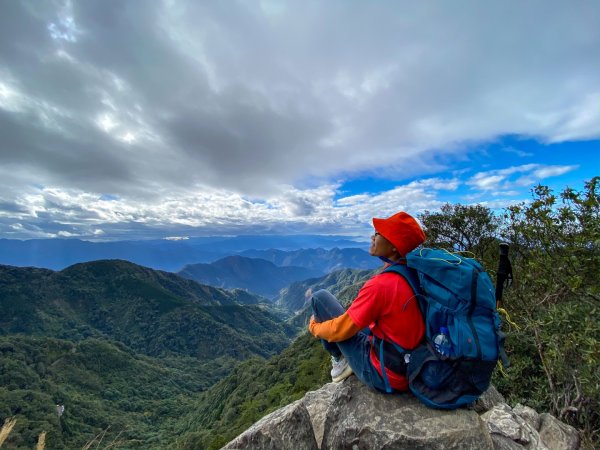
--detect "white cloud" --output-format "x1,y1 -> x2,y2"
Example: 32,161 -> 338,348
467,164 -> 579,192
1,1 -> 598,193
547,93 -> 600,143
97,114 -> 118,132
0,177 -> 459,239
502,146 -> 533,158
533,165 -> 578,179
468,175 -> 506,191
0,1 -> 597,238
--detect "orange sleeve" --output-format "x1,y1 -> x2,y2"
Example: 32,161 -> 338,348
309,312 -> 361,342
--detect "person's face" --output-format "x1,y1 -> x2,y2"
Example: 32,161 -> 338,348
369,231 -> 399,259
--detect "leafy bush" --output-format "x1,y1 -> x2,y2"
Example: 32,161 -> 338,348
496,178 -> 599,448
420,177 -> 600,448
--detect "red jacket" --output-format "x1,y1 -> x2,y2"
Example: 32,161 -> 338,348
310,267 -> 425,391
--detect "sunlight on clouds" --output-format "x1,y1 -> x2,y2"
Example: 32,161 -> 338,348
0,79 -> 25,113
48,18 -> 79,43
2,181 -> 452,239
0,82 -> 14,102
0,168 -> 589,240
55,49 -> 76,63
96,114 -> 140,145
17,194 -> 46,219
121,132 -> 136,143
97,114 -> 118,132
0,74 -> 74,132
47,0 -> 80,44
57,230 -> 78,237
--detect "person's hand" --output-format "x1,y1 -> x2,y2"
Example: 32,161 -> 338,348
308,315 -> 318,337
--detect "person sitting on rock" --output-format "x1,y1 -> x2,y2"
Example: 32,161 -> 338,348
308,211 -> 426,392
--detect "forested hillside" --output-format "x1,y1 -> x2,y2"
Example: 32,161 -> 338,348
0,260 -> 294,359
0,335 -> 225,448
0,260 -> 299,448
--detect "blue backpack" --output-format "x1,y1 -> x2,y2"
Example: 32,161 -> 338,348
381,248 -> 509,409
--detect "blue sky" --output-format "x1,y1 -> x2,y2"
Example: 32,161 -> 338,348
0,1 -> 598,241
335,137 -> 598,206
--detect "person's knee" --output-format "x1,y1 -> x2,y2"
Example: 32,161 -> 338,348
311,289 -> 345,318
311,289 -> 335,308
312,288 -> 332,299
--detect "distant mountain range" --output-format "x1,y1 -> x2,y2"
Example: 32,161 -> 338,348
239,247 -> 380,273
177,249 -> 379,299
0,235 -> 367,271
178,255 -> 323,299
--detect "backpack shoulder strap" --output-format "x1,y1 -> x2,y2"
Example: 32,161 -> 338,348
382,262 -> 422,301
378,261 -> 424,393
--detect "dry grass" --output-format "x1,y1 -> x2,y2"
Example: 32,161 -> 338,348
82,427 -> 125,450
36,431 -> 46,450
0,418 -> 46,450
0,418 -> 17,448
82,427 -> 109,450
0,418 -> 125,450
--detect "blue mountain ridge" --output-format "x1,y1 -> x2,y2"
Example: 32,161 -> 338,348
178,255 -> 324,299
0,235 -> 368,271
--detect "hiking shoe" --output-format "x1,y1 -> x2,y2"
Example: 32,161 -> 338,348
331,356 -> 353,382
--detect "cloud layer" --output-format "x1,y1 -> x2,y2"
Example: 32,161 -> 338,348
0,1 -> 597,239
1,163 -> 579,240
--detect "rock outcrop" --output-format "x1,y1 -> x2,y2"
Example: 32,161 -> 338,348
222,376 -> 580,450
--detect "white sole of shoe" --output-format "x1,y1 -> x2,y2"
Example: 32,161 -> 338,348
331,364 -> 353,383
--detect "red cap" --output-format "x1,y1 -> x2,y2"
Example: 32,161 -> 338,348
372,211 -> 426,256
